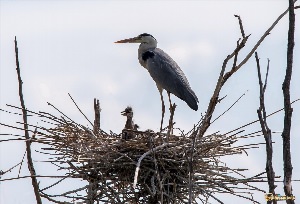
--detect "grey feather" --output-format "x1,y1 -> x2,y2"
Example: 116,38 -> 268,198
145,48 -> 198,110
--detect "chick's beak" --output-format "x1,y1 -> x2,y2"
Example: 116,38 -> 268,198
115,36 -> 141,43
121,111 -> 127,116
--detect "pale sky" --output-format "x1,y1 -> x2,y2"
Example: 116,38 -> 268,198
0,1 -> 299,203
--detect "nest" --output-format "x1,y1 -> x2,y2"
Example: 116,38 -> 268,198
37,116 -> 258,204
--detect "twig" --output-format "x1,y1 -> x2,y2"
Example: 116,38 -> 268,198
0,175 -> 67,182
211,90 -> 247,124
68,93 -> 93,127
40,177 -> 67,191
0,161 -> 22,176
18,150 -> 27,177
234,14 -> 246,38
40,192 -> 73,204
225,98 -> 300,135
188,129 -> 197,203
151,137 -> 163,203
14,36 -> 42,204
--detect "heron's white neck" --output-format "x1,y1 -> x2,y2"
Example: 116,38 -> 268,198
138,39 -> 157,68
138,39 -> 157,53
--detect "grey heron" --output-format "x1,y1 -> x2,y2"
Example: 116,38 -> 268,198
121,106 -> 137,140
115,33 -> 198,130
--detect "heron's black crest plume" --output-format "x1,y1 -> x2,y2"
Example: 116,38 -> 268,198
139,33 -> 156,40
125,106 -> 132,112
142,51 -> 155,61
124,106 -> 132,113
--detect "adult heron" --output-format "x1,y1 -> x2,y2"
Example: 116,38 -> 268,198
115,33 -> 198,130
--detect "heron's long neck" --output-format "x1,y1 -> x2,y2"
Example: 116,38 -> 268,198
125,116 -> 134,130
138,42 -> 157,68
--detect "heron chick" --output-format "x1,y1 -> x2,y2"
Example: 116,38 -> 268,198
115,33 -> 198,130
121,106 -> 137,140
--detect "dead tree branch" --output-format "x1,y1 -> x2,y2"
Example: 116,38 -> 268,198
234,14 -> 246,38
281,0 -> 295,203
198,6 -> 290,139
14,36 -> 42,204
255,52 -> 276,204
93,98 -> 101,134
189,6 -> 293,202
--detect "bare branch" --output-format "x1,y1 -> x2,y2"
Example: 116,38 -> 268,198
234,14 -> 246,38
93,98 -> 101,134
198,6 -> 291,138
281,0 -> 295,202
14,36 -> 42,204
255,52 -> 277,204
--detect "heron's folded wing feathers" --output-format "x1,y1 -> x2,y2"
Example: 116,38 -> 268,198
146,48 -> 198,111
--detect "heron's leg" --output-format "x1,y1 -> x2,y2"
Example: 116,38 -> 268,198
167,91 -> 174,135
167,91 -> 172,112
157,86 -> 165,132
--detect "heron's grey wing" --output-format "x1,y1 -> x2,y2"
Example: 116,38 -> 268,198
146,48 -> 199,111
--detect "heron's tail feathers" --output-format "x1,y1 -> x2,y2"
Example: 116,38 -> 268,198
184,90 -> 199,111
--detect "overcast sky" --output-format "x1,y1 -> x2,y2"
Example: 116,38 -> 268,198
1,1 -> 299,203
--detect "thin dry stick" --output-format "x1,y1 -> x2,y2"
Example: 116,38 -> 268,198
14,36 -> 42,204
68,93 -> 93,127
0,175 -> 67,182
224,98 -> 300,135
282,0 -> 295,203
18,150 -> 27,177
234,14 -> 246,38
188,129 -> 197,204
0,161 -> 22,177
255,52 -> 276,204
211,91 -> 247,124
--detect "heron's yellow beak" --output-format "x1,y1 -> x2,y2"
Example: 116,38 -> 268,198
115,36 -> 141,43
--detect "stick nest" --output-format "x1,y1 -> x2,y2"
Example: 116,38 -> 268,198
38,118 -> 257,204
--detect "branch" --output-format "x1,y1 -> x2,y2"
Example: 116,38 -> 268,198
199,5 -> 293,138
68,93 -> 93,127
93,98 -> 101,134
281,0 -> 295,202
255,52 -> 276,204
233,7 -> 290,73
14,36 -> 42,204
234,14 -> 246,38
